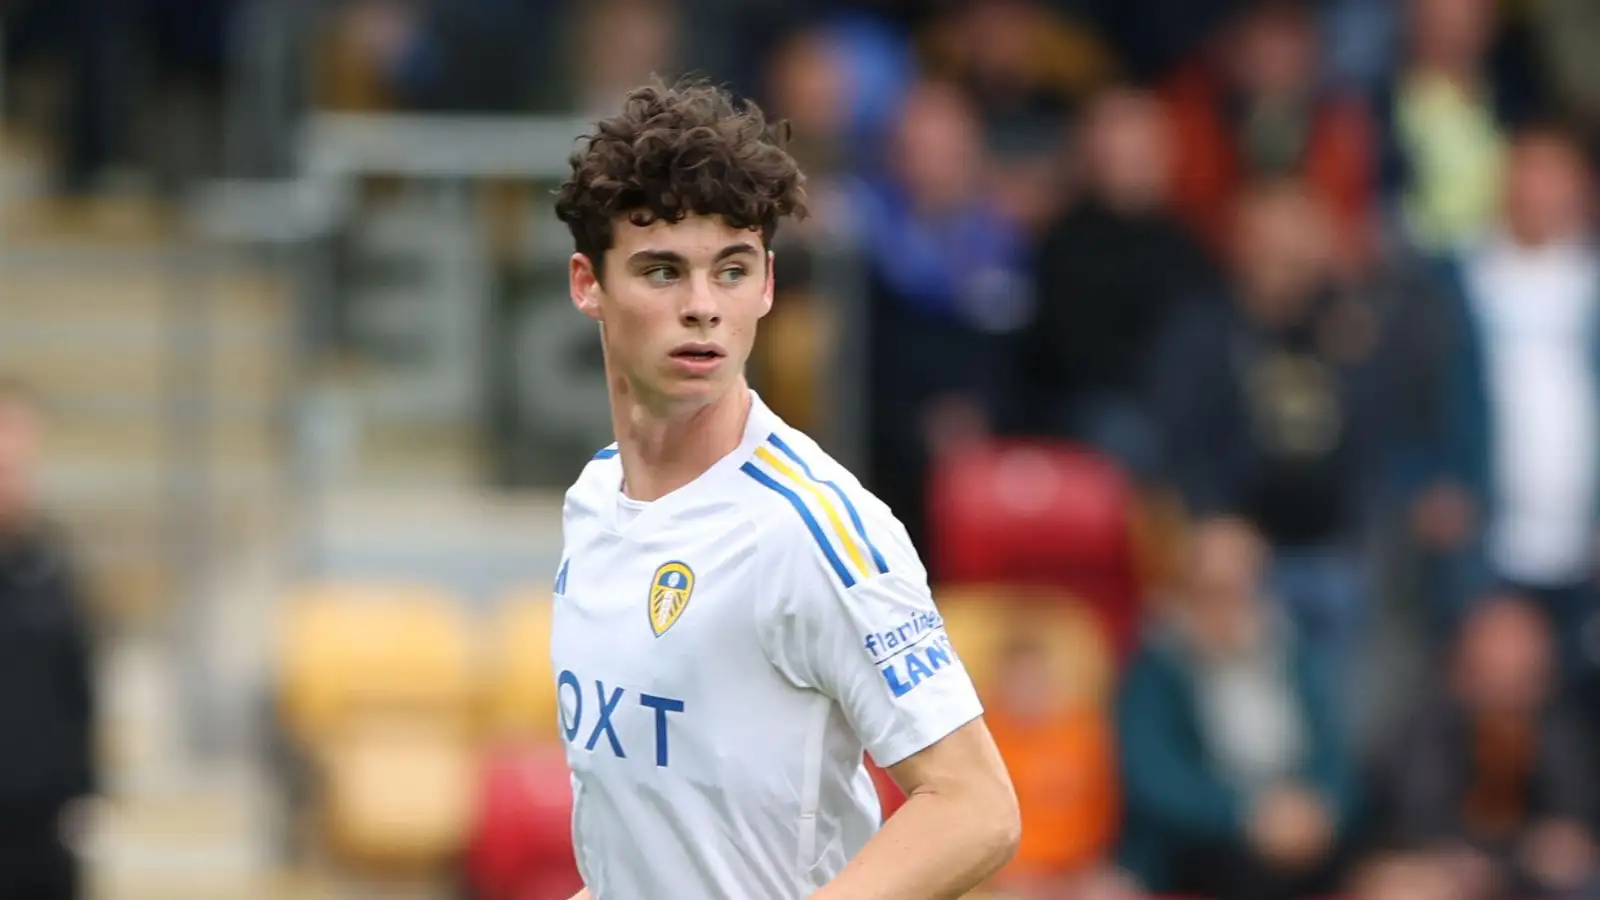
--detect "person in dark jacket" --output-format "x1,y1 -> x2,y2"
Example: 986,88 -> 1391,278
1116,517 -> 1356,900
0,381 -> 97,900
1372,594 -> 1600,900
1022,87 -> 1215,478
1149,177 -> 1382,724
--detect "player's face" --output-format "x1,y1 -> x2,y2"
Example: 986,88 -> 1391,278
571,214 -> 774,410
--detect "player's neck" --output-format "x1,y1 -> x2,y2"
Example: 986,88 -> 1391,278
612,380 -> 752,503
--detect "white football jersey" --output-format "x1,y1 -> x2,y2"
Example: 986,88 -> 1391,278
550,392 -> 984,899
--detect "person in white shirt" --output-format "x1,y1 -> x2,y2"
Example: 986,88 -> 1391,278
546,78 -> 1020,900
1410,124 -> 1600,680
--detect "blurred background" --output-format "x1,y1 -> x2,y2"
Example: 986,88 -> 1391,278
5,0 -> 1600,898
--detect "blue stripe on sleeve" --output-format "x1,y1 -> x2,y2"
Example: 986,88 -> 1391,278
741,462 -> 856,589
766,433 -> 889,575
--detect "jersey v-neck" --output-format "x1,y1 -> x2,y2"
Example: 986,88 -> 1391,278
614,493 -> 650,528
604,391 -> 775,538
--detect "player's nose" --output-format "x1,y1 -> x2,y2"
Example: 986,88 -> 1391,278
679,278 -> 721,328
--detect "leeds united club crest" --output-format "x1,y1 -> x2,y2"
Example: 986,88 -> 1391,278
648,561 -> 695,637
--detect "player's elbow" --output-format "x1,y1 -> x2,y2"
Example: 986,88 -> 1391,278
987,787 -> 1023,867
959,777 -> 1021,870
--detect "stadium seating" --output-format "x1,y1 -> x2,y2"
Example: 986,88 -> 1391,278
926,441 -> 1144,656
276,582 -> 484,873
279,582 -> 481,741
319,714 -> 481,873
938,585 -> 1116,706
483,588 -> 561,742
939,587 -> 1121,883
464,744 -> 584,900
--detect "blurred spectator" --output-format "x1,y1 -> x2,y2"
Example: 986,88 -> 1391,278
4,0 -> 114,194
561,0 -> 682,118
1376,0 -> 1519,251
5,0 -> 241,194
1090,0 -> 1242,84
983,623 -> 1118,892
1055,866 -> 1147,900
1319,0 -> 1401,94
1414,125 -> 1600,682
1021,88 -> 1215,478
1371,595 -> 1600,900
0,381 -> 97,900
1162,0 -> 1376,271
1532,0 -> 1600,148
860,80 -> 1032,554
919,0 -> 1114,154
762,19 -> 915,225
1116,517 -> 1355,900
1149,178 -> 1380,714
765,27 -> 862,183
918,0 -> 1117,230
378,0 -> 552,112
321,0 -> 675,115
1348,850 -> 1479,900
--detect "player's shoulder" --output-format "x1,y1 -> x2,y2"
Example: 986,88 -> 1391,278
735,423 -> 918,590
562,443 -> 621,521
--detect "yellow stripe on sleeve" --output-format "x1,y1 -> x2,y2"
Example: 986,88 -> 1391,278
754,446 -> 877,581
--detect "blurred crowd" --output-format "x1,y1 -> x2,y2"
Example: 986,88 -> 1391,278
12,0 -> 1600,899
751,2 -> 1600,897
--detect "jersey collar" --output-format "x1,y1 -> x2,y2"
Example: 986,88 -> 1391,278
605,390 -> 778,537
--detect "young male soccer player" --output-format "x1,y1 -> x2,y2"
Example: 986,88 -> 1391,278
549,80 -> 1020,899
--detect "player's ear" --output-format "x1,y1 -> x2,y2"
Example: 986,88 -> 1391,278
759,250 -> 776,318
570,252 -> 604,322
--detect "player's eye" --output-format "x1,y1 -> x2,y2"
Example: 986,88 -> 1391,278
643,265 -> 678,286
717,265 -> 747,285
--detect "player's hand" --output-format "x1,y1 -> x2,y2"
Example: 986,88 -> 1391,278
1248,784 -> 1333,870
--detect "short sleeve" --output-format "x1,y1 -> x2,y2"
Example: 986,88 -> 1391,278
762,537 -> 985,768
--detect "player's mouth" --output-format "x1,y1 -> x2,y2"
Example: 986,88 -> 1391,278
669,342 -> 726,374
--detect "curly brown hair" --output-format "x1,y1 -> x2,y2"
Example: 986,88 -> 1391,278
554,78 -> 808,273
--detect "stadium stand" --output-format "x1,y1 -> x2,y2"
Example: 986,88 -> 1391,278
927,442 -> 1144,656
482,587 -> 561,743
277,582 -> 483,873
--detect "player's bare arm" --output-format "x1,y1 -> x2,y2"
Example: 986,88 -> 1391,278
811,719 -> 1020,900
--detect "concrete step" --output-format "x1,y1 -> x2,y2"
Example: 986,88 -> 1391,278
1,345 -> 285,404
2,194 -> 182,249
42,416 -> 284,473
42,464 -> 281,509
332,418 -> 482,489
0,259 -> 292,411
0,260 -> 287,342
81,554 -> 178,626
85,786 -> 279,900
